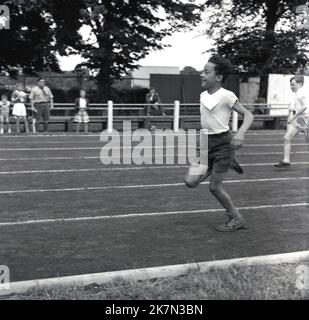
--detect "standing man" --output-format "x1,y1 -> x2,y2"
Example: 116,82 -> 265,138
29,78 -> 54,133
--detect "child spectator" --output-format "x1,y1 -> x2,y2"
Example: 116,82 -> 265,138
74,89 -> 90,133
0,95 -> 12,134
11,83 -> 29,134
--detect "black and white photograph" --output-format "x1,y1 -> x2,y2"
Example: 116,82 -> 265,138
0,0 -> 309,307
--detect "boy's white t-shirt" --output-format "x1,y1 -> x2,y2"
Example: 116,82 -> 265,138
289,87 -> 309,117
200,88 -> 238,135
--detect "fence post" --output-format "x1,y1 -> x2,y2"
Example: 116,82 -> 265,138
174,100 -> 180,132
232,111 -> 238,132
107,100 -> 113,133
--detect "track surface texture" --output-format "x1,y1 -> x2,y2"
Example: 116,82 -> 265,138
0,131 -> 308,282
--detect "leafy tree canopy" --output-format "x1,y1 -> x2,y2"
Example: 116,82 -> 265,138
1,0 -> 204,98
204,0 -> 309,75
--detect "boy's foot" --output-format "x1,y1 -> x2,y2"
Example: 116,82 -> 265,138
215,216 -> 246,232
230,158 -> 244,174
274,161 -> 291,168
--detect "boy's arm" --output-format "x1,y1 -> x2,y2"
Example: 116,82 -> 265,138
49,97 -> 54,109
11,91 -> 18,103
29,90 -> 36,111
231,101 -> 254,149
288,97 -> 307,124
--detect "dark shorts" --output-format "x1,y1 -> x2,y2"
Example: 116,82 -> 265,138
34,102 -> 50,122
208,131 -> 234,174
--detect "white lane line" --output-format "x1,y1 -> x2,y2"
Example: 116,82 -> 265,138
0,147 -> 100,151
0,151 -> 308,162
0,161 -> 308,175
0,131 -> 291,138
0,140 -> 102,144
0,203 -> 307,227
0,137 -> 306,144
0,177 -> 308,194
245,143 -> 307,147
0,143 -> 308,151
0,156 -> 100,161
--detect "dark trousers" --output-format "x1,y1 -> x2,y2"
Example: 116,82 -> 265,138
145,104 -> 165,115
34,103 -> 50,131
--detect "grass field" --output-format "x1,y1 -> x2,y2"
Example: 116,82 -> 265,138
0,130 -> 308,290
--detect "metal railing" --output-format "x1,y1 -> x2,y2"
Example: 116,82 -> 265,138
24,101 -> 289,132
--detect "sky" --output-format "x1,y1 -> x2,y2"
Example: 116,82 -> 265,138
59,26 -> 213,72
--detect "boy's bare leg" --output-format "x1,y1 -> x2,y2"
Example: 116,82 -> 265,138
0,121 -> 3,134
85,123 -> 88,133
7,120 -> 11,133
16,118 -> 20,134
32,119 -> 36,133
76,123 -> 80,133
184,169 -> 211,188
283,127 -> 298,163
209,171 -> 241,219
23,117 -> 29,133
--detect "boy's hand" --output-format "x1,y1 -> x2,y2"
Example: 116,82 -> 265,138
232,131 -> 245,149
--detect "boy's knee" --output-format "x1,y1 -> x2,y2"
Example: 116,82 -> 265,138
209,181 -> 221,195
184,173 -> 200,188
284,135 -> 290,143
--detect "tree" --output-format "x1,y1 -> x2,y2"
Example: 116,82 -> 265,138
1,1 -> 204,99
75,0 -> 204,99
0,0 -> 83,76
181,66 -> 200,75
204,0 -> 309,79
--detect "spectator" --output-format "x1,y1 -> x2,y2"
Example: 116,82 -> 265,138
0,94 -> 11,134
11,83 -> 29,134
29,78 -> 54,133
145,87 -> 166,116
74,89 -> 90,133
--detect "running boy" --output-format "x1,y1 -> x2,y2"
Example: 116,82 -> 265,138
275,75 -> 309,168
184,55 -> 254,232
0,95 -> 11,134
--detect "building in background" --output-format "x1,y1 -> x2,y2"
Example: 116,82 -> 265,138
129,66 -> 180,88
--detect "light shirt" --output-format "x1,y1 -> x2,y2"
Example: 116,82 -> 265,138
29,86 -> 53,103
12,90 -> 27,103
0,101 -> 10,113
200,87 -> 238,135
289,87 -> 309,116
79,98 -> 87,109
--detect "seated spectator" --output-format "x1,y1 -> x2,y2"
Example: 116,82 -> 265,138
145,87 -> 166,116
74,89 -> 90,133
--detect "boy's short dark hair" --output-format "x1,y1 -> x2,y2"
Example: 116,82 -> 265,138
37,77 -> 45,82
1,94 -> 8,99
208,55 -> 234,83
290,75 -> 304,85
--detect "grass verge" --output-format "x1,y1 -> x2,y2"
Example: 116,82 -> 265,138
3,262 -> 309,300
